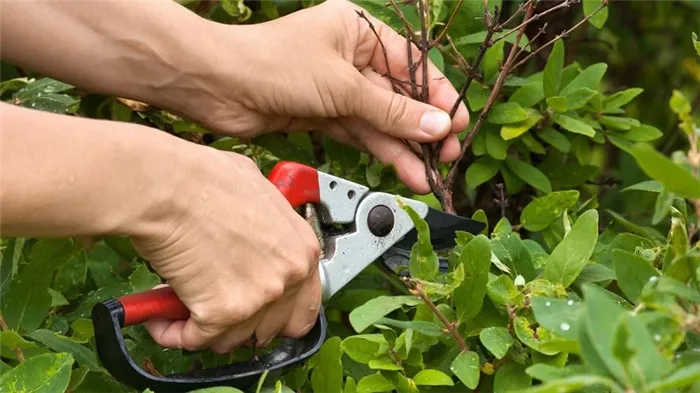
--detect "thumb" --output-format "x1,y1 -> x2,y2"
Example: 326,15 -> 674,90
354,79 -> 453,142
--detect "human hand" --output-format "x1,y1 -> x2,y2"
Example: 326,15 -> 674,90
188,0 -> 470,194
133,146 -> 322,352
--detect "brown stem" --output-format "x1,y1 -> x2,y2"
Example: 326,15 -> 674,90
496,1 -> 530,30
430,0 -> 465,47
0,315 -> 24,362
492,0 -> 577,44
446,3 -> 536,187
356,10 -> 401,94
410,283 -> 469,352
511,0 -> 610,70
388,0 -> 421,46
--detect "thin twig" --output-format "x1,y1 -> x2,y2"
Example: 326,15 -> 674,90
387,0 -> 421,46
511,0 -> 609,70
446,2 -> 536,186
356,10 -> 401,94
409,282 -> 469,352
495,1 -> 530,30
492,0 -> 578,45
430,0 -> 465,47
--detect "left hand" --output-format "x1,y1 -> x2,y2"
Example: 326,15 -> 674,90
187,0 -> 470,194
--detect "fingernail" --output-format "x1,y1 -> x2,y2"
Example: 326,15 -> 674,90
420,111 -> 451,136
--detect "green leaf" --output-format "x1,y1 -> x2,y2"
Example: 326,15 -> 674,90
48,288 -> 69,307
27,329 -> 100,371
560,63 -> 607,97
356,372 -> 394,393
693,32 -> 700,56
648,363 -> 700,392
509,82 -> 545,108
599,116 -> 641,131
622,124 -> 663,142
0,331 -> 44,360
413,370 -> 454,386
1,262 -> 54,334
583,0 -> 608,28
531,297 -> 582,340
375,318 -> 443,337
465,156 -> 500,188
669,89 -> 691,115
1,237 -> 25,297
551,113 -> 596,137
454,30 -> 531,50
401,204 -> 439,281
310,336 -> 343,393
341,335 -> 385,364
521,133 -> 547,155
543,209 -> 599,287
19,93 -> 79,114
504,157 -> 553,194
629,143 -> 700,199
491,233 -> 537,281
0,352 -> 74,393
538,128 -> 571,153
53,251 -> 87,299
454,235 -> 492,323
604,88 -> 643,111
500,109 -> 543,140
526,364 -> 584,382
14,77 -> 73,99
450,351 -> 480,389
483,40 -> 505,82
129,263 -> 162,293
428,48 -> 444,73
467,82 -> 491,111
543,40 -> 564,98
253,134 -> 315,165
479,327 -> 514,359
582,284 -> 673,389
349,296 -> 422,333
621,180 -> 663,193
486,128 -> 509,160
546,96 -> 568,113
494,361 -> 532,393
488,102 -> 529,124
565,87 -> 598,110
510,375 -> 619,393
520,190 -> 580,232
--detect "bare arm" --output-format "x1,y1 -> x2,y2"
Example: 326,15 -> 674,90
0,102 -> 186,238
0,0 -> 226,119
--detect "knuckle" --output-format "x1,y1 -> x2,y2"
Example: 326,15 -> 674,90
261,279 -> 285,303
385,94 -> 409,128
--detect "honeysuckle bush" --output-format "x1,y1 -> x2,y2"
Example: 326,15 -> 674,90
1,1 -> 700,393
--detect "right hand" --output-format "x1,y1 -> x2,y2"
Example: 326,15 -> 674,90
132,145 -> 322,353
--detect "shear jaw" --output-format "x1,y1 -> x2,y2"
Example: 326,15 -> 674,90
317,191 -> 429,301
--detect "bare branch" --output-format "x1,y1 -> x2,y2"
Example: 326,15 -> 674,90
492,0 -> 579,45
511,0 -> 609,70
388,0 -> 421,46
430,0 -> 464,47
356,10 -> 401,93
446,1 -> 536,186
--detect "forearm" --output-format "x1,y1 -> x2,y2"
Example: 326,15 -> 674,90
0,0 -> 229,118
0,103 -> 189,238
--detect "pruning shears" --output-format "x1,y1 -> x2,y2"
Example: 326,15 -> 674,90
91,160 -> 485,392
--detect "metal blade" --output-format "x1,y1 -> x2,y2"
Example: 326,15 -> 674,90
392,207 -> 486,251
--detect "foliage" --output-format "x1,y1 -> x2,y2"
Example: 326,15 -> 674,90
1,1 -> 700,393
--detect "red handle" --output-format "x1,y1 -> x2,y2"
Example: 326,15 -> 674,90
117,161 -> 321,326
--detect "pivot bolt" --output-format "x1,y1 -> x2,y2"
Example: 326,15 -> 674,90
368,205 -> 394,237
